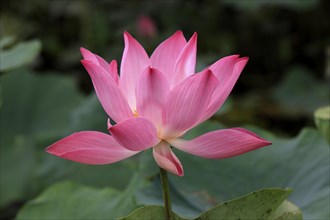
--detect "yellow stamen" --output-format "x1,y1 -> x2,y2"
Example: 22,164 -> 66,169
133,109 -> 138,117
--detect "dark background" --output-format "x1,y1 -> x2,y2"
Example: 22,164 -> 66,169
1,0 -> 329,136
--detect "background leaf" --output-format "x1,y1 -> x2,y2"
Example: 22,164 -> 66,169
0,70 -> 143,208
16,180 -> 140,220
196,189 -> 295,220
0,40 -> 41,72
0,70 -> 83,206
270,200 -> 303,220
167,124 -> 329,219
119,205 -> 183,220
272,66 -> 330,116
124,189 -> 299,220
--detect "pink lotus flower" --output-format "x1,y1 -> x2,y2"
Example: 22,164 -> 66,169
46,31 -> 271,176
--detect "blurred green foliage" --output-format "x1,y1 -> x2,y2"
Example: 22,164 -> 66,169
0,0 -> 329,219
0,38 -> 41,71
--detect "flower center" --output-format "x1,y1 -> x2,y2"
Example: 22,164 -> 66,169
133,109 -> 138,117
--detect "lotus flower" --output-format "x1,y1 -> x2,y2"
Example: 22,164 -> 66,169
46,31 -> 271,176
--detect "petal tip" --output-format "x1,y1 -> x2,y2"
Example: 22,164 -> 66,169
123,31 -> 134,41
177,170 -> 184,177
190,32 -> 198,42
238,56 -> 249,62
80,47 -> 93,60
264,140 -> 272,146
80,47 -> 87,53
45,145 -> 55,154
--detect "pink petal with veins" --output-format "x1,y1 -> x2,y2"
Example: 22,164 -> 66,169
46,131 -> 137,164
150,31 -> 186,84
80,47 -> 119,83
172,32 -> 197,86
109,117 -> 159,151
108,60 -> 119,84
81,60 -> 133,122
200,57 -> 248,122
169,127 -> 271,159
80,47 -> 99,63
161,69 -> 219,139
136,67 -> 170,128
153,141 -> 184,176
119,32 -> 150,110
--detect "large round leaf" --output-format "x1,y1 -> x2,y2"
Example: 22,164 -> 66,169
167,124 -> 329,219
16,180 -> 140,220
0,70 -> 83,206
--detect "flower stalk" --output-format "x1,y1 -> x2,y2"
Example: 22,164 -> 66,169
160,167 -> 173,220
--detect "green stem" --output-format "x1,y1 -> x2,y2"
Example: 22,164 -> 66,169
160,167 -> 173,220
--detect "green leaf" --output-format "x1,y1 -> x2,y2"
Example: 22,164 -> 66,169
0,138 -> 36,207
119,206 -> 184,220
0,70 -> 83,206
0,70 -> 83,145
0,39 -> 41,71
197,189 -> 294,220
271,200 -> 303,220
16,180 -> 139,220
124,189 -> 297,220
314,106 -> 330,143
166,124 -> 329,219
0,36 -> 16,49
272,66 -> 330,116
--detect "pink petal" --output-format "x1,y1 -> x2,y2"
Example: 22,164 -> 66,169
200,57 -> 248,122
153,141 -> 184,176
136,67 -> 170,128
81,60 -> 133,122
150,31 -> 186,84
80,47 -> 98,63
161,69 -> 219,139
169,128 -> 271,159
95,54 -> 111,72
172,32 -> 197,86
80,47 -> 119,83
109,60 -> 119,84
46,131 -> 137,164
109,117 -> 160,151
119,32 -> 150,110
